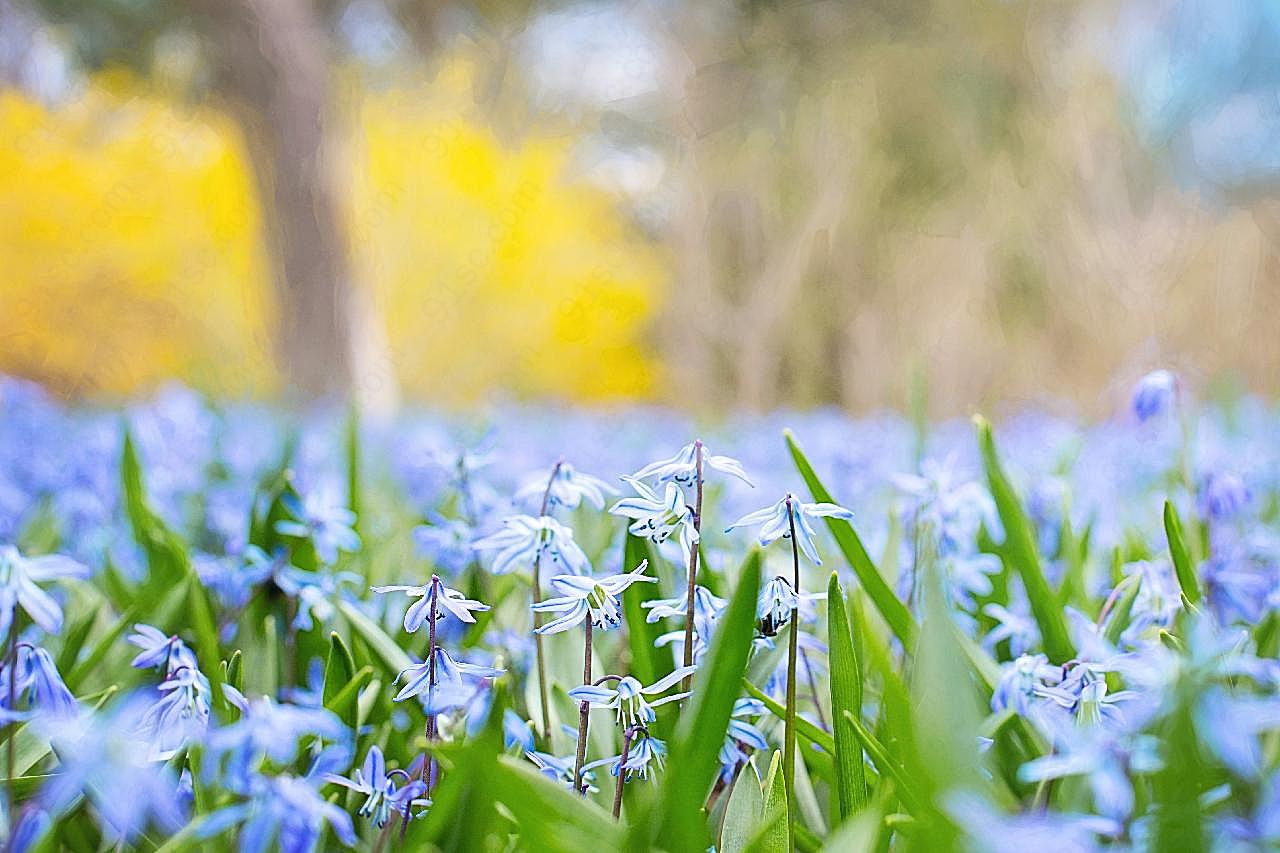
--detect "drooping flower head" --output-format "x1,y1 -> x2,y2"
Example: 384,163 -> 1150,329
372,574 -> 490,633
568,667 -> 697,727
726,494 -> 853,565
1132,369 -> 1179,422
473,515 -> 590,576
630,441 -> 754,489
323,745 -> 428,829
0,545 -> 89,637
274,487 -> 361,565
516,462 -> 617,511
532,560 -> 656,634
609,479 -> 700,564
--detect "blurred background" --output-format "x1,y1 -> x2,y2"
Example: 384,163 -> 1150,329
1,0 -> 1277,417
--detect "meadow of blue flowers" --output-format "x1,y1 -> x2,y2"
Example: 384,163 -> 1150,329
0,370 -> 1277,851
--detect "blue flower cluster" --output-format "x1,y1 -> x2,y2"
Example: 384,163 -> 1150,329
0,368 -> 1279,850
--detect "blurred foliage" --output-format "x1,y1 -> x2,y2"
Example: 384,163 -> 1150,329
0,58 -> 664,403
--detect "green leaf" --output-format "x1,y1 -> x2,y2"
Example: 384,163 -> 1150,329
185,574 -> 225,713
745,751 -> 790,853
324,665 -> 373,732
54,607 -> 97,676
785,430 -> 917,647
827,572 -> 868,823
323,632 -> 358,708
841,711 -> 926,816
1103,574 -> 1144,647
345,403 -> 361,535
653,549 -> 762,852
120,429 -> 189,596
973,416 -> 1073,663
720,762 -> 764,853
1164,500 -> 1201,604
743,679 -> 834,754
621,532 -> 661,687
490,757 -> 623,852
225,649 -> 244,694
335,598 -> 412,676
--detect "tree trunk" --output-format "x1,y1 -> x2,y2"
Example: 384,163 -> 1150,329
192,0 -> 354,400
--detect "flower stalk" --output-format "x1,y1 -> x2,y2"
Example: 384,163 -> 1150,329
532,460 -> 563,738
681,441 -> 704,691
572,620 -> 593,795
612,724 -> 644,820
783,496 -> 800,851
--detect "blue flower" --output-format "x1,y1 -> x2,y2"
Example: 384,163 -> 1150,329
1018,730 -> 1160,821
273,567 -> 360,632
503,709 -> 536,753
138,664 -> 212,760
719,698 -> 769,781
204,697 -> 349,788
517,462 -> 617,510
585,734 -> 668,781
754,575 -> 825,637
205,760 -> 357,853
1198,470 -> 1250,521
392,647 -> 504,707
473,515 -> 590,576
412,513 -> 477,574
275,490 -> 361,564
630,441 -> 754,488
0,545 -> 89,636
609,479 -> 700,564
12,645 -> 77,718
372,574 -> 490,632
1132,369 -> 1178,422
526,750 -> 598,793
642,585 -> 725,648
726,494 -> 853,565
323,745 -> 428,828
127,623 -> 198,673
991,653 -> 1061,717
531,560 -> 657,634
36,697 -> 187,842
567,667 -> 696,727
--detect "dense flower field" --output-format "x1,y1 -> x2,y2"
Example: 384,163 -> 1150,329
0,371 -> 1277,851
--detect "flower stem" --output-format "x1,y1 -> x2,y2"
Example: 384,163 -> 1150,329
5,617 -> 15,830
612,725 -> 638,820
572,619 -> 593,796
681,441 -> 704,692
532,460 -> 563,739
784,496 -> 800,852
402,584 -> 440,840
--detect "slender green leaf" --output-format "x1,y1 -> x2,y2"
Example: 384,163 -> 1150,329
1103,574 -> 1144,647
743,680 -> 834,754
654,550 -> 762,851
323,632 -> 358,707
745,751 -> 790,853
974,416 -> 1073,663
324,665 -> 373,731
841,711 -> 926,816
720,762 -> 764,853
336,598 -> 412,676
827,572 -> 868,822
785,430 -> 917,647
1164,500 -> 1201,604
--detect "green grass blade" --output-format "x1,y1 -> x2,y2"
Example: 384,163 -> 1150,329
336,598 -> 412,676
1163,500 -> 1201,604
744,751 -> 790,853
973,416 -> 1073,663
720,762 -> 764,853
743,680 -> 835,754
655,549 -> 762,851
826,572 -> 868,822
784,430 -> 918,648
